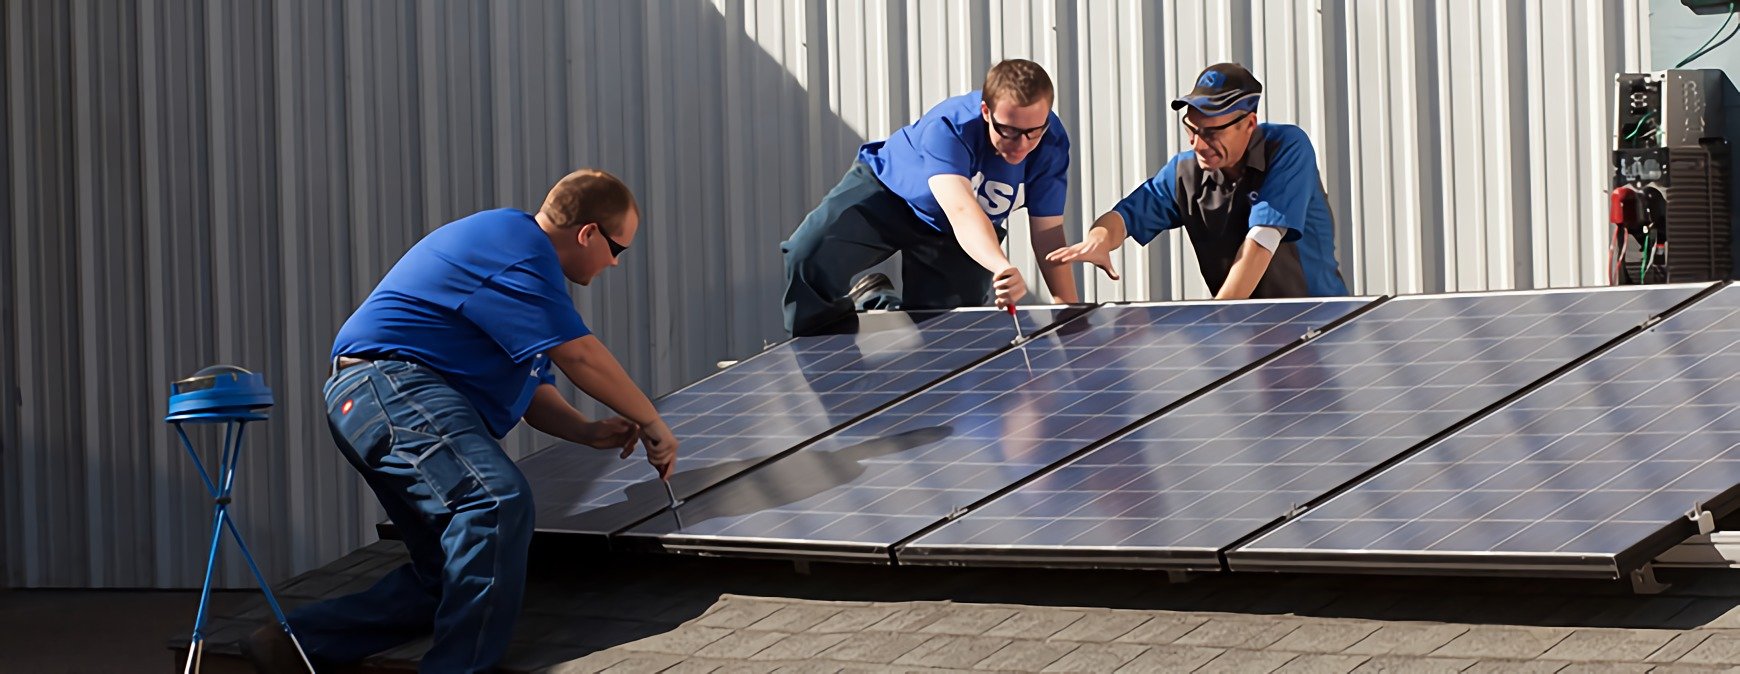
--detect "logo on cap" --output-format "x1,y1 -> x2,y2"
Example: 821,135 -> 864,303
1199,71 -> 1225,88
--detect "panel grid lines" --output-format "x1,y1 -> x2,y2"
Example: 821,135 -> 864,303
1234,284 -> 1740,571
624,299 -> 1370,551
905,286 -> 1706,566
523,308 -> 1057,536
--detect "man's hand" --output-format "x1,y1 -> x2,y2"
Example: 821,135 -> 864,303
576,416 -> 641,457
993,267 -> 1029,308
1045,240 -> 1120,281
639,419 -> 680,480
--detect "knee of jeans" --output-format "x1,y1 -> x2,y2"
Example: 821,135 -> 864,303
491,485 -> 535,538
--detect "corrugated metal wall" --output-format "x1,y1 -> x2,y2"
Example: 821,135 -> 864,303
2,0 -> 1650,588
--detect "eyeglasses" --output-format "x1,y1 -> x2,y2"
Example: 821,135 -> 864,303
1182,112 -> 1250,143
592,225 -> 628,258
989,115 -> 1049,141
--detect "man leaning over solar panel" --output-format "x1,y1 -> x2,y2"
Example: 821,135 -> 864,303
780,58 -> 1083,336
1050,63 -> 1350,299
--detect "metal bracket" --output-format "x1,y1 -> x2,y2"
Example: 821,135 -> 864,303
1641,314 -> 1664,330
1301,327 -> 1322,341
1690,503 -> 1717,535
946,506 -> 969,521
1630,564 -> 1670,594
716,360 -> 739,370
1283,503 -> 1308,520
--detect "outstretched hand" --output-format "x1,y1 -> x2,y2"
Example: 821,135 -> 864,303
1045,241 -> 1120,281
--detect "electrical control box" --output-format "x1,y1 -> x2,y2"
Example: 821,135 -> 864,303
1610,69 -> 1733,284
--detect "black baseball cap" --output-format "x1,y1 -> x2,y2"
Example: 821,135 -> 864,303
1171,63 -> 1263,116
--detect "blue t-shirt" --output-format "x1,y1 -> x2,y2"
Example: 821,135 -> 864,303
332,208 -> 592,438
857,91 -> 1070,233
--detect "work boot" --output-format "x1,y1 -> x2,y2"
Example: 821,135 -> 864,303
846,272 -> 898,311
240,623 -> 313,673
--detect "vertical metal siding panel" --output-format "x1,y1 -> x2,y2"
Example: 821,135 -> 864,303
5,0 -> 34,587
643,0 -> 680,400
0,0 -> 14,588
1074,0 -> 1132,303
72,0 -> 151,586
4,0 -> 21,586
273,0 -> 314,576
70,0 -> 105,587
14,0 -> 87,587
991,0 -> 1050,303
1118,0 -> 1163,302
1498,0 -> 1535,289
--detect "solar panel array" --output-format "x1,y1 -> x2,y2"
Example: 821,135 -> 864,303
519,282 -> 1740,580
619,299 -> 1369,558
901,286 -> 1708,568
1231,283 -> 1740,578
522,307 -> 1075,536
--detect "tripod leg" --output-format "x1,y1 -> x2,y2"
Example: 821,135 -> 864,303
222,515 -> 317,671
220,422 -> 318,672
186,503 -> 227,674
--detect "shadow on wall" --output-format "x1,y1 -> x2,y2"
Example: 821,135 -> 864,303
0,0 -> 870,589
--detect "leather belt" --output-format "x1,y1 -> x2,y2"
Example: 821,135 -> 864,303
335,356 -> 373,371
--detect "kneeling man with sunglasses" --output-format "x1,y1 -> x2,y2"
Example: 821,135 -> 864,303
781,59 -> 1081,336
1051,63 -> 1348,300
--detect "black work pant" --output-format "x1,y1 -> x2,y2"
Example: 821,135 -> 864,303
781,161 -> 999,336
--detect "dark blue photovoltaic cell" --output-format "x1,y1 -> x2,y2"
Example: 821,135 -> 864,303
523,307 -> 1067,536
622,299 -> 1370,554
902,285 -> 1708,568
1232,284 -> 1740,575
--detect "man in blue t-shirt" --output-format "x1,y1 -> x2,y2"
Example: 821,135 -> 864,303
1050,63 -> 1348,299
781,58 -> 1082,335
242,170 -> 679,674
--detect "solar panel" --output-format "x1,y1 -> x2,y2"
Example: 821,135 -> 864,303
1230,283 -> 1739,578
900,285 -> 1712,570
617,298 -> 1373,561
521,306 -> 1080,538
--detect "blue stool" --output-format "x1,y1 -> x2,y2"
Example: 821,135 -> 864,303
166,365 -> 313,673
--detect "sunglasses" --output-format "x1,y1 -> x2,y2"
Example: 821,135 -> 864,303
988,115 -> 1049,141
590,224 -> 628,258
1182,112 -> 1250,142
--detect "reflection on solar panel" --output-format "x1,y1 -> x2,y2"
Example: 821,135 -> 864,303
619,299 -> 1372,561
522,307 -> 1077,537
901,285 -> 1711,569
1231,283 -> 1738,578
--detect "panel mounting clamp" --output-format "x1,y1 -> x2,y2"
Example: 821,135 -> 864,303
1689,503 -> 1717,535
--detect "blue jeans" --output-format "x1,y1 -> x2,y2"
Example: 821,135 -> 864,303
781,161 -> 1001,336
287,360 -> 533,673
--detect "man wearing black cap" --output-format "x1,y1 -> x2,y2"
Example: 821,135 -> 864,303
1049,63 -> 1347,299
